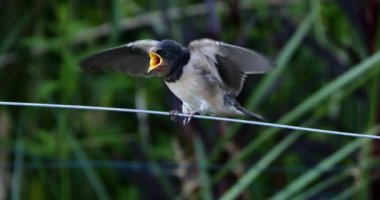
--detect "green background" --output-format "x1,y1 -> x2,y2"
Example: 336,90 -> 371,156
0,0 -> 380,199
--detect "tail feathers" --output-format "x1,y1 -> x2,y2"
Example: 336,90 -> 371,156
234,102 -> 267,122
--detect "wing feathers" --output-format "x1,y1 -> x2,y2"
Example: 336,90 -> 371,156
215,55 -> 246,95
189,38 -> 271,96
80,40 -> 158,77
217,42 -> 272,74
80,38 -> 270,96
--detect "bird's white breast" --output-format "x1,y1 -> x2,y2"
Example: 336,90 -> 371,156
165,54 -> 225,114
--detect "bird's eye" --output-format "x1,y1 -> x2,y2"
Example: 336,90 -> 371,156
158,49 -> 167,55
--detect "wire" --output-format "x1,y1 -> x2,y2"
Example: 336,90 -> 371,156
0,101 -> 379,140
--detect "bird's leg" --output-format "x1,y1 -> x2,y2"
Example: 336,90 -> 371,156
183,111 -> 197,125
181,103 -> 195,125
169,110 -> 179,121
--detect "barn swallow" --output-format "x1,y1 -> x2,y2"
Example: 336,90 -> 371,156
80,39 -> 271,124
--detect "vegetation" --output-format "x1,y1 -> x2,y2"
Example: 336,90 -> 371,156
0,0 -> 379,199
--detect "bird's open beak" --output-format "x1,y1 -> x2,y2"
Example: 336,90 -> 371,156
148,51 -> 164,73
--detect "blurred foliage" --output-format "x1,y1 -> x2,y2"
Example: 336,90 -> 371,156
0,0 -> 380,199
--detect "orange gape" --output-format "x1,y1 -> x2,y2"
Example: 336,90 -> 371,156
148,51 -> 162,72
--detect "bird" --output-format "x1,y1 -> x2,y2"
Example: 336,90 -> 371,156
80,39 -> 272,125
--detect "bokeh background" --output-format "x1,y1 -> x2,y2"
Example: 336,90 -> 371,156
0,0 -> 380,199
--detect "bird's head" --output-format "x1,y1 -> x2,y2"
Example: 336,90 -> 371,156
147,40 -> 187,76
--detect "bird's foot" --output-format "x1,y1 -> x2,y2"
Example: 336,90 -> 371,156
183,117 -> 190,125
169,110 -> 179,121
183,112 -> 196,125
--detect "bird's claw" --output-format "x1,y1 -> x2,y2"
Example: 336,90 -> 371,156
170,110 -> 193,125
182,112 -> 196,125
169,110 -> 179,121
183,117 -> 191,125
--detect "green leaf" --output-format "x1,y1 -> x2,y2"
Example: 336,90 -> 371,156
194,136 -> 212,200
269,126 -> 380,200
67,134 -> 110,200
211,7 -> 317,161
11,125 -> 25,200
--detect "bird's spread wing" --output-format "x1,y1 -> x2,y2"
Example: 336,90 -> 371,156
80,40 -> 158,77
188,39 -> 271,96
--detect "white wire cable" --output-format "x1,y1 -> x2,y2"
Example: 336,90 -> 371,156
0,101 -> 379,140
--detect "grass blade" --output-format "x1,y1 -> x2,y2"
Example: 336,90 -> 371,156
145,155 -> 176,199
214,50 -> 380,184
271,138 -> 364,200
210,8 -> 317,160
110,0 -> 122,43
0,13 -> 30,67
278,52 -> 380,127
217,50 -> 380,182
294,158 -> 380,200
247,8 -> 318,109
11,128 -> 24,200
218,118 -> 319,200
331,184 -> 364,200
0,13 -> 30,54
67,134 -> 110,200
219,133 -> 301,200
269,126 -> 380,200
293,169 -> 350,200
194,136 -> 212,200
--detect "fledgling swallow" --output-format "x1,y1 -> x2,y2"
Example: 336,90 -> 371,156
80,39 -> 271,124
